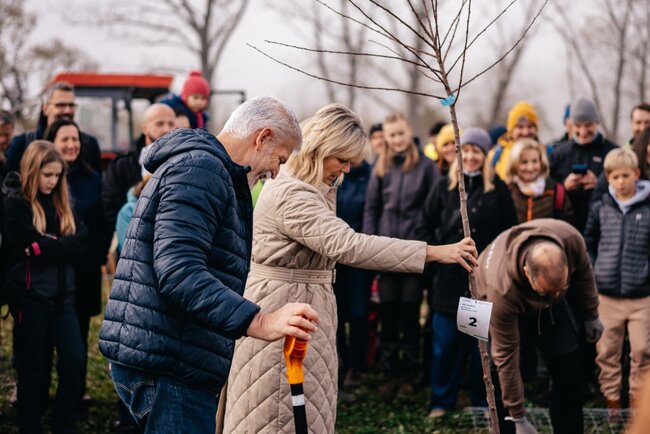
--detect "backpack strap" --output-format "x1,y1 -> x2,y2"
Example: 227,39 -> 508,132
554,182 -> 565,218
491,144 -> 503,168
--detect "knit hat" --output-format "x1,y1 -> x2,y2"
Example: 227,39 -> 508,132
435,124 -> 457,149
507,101 -> 539,133
570,97 -> 599,123
181,70 -> 210,102
460,127 -> 491,155
488,125 -> 507,145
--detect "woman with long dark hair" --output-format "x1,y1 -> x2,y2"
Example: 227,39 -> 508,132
45,119 -> 104,407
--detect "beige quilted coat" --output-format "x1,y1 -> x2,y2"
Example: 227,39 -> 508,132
223,170 -> 427,433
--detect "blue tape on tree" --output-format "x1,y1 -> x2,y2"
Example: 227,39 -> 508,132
440,94 -> 457,107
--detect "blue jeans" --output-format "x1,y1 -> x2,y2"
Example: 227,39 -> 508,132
430,312 -> 486,410
110,363 -> 218,434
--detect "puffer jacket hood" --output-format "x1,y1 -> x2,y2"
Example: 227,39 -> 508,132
609,180 -> 650,214
144,128 -> 246,175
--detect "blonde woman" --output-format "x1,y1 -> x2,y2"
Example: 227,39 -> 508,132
363,113 -> 439,391
417,127 -> 517,418
506,138 -> 573,223
3,140 -> 87,434
224,104 -> 477,433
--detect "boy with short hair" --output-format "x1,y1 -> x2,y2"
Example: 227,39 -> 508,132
584,148 -> 650,409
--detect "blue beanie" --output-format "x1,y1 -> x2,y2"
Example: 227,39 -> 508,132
460,127 -> 491,155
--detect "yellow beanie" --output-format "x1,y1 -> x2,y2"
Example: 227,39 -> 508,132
507,101 -> 538,133
435,124 -> 459,150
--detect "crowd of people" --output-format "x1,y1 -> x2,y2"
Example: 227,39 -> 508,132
0,68 -> 647,434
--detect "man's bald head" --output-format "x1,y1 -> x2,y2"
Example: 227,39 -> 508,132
524,241 -> 569,297
143,103 -> 176,145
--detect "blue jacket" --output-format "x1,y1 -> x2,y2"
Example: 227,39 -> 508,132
115,187 -> 137,253
584,182 -> 650,298
160,93 -> 209,130
337,161 -> 371,232
99,129 -> 260,393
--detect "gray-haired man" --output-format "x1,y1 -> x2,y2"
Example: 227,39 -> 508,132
99,97 -> 320,434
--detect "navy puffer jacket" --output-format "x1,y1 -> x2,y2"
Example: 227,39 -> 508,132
99,128 -> 260,394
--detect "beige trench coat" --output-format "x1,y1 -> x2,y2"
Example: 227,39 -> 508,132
224,170 -> 426,433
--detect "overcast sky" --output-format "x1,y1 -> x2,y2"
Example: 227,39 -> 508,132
27,0 -> 630,143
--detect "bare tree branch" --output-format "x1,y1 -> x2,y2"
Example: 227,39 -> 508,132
450,0 -> 549,91
248,43 -> 446,99
264,40 -> 430,69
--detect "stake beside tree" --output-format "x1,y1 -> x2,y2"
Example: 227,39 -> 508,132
256,1 -> 549,432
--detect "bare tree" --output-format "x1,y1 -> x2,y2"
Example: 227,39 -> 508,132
251,1 -> 549,432
0,0 -> 97,124
267,0 -> 374,111
479,0 -> 543,128
68,0 -> 249,91
551,0 -> 638,141
629,0 -> 650,102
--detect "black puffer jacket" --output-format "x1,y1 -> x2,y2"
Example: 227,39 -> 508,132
416,174 -> 517,315
550,133 -> 617,231
3,173 -> 87,311
99,129 -> 260,394
363,153 -> 438,240
102,134 -> 146,239
583,183 -> 650,298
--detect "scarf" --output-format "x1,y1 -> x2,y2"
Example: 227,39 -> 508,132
514,176 -> 546,197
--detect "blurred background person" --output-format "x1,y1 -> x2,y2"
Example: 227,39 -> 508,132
506,138 -> 573,224
45,119 -> 105,411
489,100 -> 540,180
6,82 -> 101,174
161,70 -> 210,129
363,112 -> 439,395
550,97 -> 617,232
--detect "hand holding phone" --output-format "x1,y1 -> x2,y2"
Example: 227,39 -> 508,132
571,163 -> 588,175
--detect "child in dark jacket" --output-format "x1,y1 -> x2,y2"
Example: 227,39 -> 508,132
160,70 -> 210,129
417,128 -> 517,418
4,140 -> 87,434
584,148 -> 650,410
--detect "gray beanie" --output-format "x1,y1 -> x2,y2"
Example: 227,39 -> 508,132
460,127 -> 491,155
570,97 -> 599,123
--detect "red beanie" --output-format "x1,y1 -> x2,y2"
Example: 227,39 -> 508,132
181,70 -> 210,102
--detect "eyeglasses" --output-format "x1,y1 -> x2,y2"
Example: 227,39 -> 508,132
51,102 -> 78,109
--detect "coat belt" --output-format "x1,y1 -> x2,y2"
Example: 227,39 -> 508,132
249,262 -> 336,284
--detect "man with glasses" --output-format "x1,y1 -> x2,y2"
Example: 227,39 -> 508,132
6,81 -> 101,172
475,219 -> 602,434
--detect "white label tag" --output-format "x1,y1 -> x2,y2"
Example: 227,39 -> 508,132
456,297 -> 493,341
